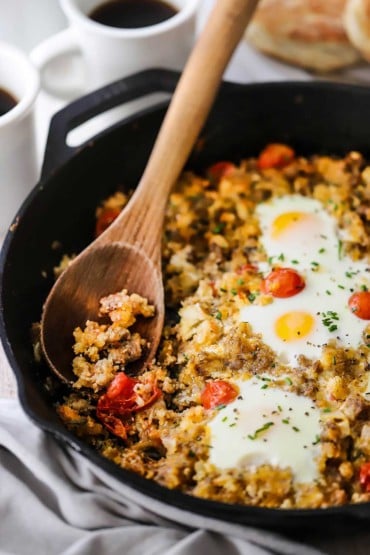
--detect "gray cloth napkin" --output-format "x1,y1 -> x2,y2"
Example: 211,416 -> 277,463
0,399 -> 326,555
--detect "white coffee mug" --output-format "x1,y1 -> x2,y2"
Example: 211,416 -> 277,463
0,41 -> 40,233
32,0 -> 199,93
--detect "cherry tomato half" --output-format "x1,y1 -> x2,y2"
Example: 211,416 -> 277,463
104,372 -> 137,406
348,291 -> 370,320
360,462 -> 370,492
261,268 -> 305,298
201,380 -> 239,409
97,372 -> 161,440
207,161 -> 236,181
258,143 -> 295,170
95,207 -> 122,237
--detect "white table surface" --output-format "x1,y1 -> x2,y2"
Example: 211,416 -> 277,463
2,2 -> 370,553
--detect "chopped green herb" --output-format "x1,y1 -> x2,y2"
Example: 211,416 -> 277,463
312,435 -> 320,445
338,240 -> 343,260
277,405 -> 283,412
282,418 -> 289,424
213,223 -> 225,234
278,253 -> 285,261
261,384 -> 268,390
292,426 -> 300,432
326,290 -> 332,295
237,278 -> 245,286
248,293 -> 256,302
322,311 -> 339,332
361,284 -> 368,292
248,421 -> 274,440
323,407 -> 332,413
338,284 -> 345,290
285,377 -> 293,385
229,423 -> 236,427
231,288 -> 237,296
318,248 -> 325,254
346,270 -> 359,279
221,416 -> 228,422
220,287 -> 227,293
215,311 -> 222,320
291,259 -> 299,264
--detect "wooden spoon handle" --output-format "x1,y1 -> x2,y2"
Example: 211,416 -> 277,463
104,0 -> 259,255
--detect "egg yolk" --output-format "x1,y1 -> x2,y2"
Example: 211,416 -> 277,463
271,211 -> 310,238
275,312 -> 315,341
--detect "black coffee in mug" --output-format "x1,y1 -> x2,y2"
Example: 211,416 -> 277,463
0,87 -> 17,117
89,0 -> 178,29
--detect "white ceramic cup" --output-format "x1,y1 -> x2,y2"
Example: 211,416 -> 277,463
0,41 -> 40,233
32,0 -> 199,93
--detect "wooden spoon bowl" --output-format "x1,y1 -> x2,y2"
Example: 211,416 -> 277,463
41,0 -> 259,383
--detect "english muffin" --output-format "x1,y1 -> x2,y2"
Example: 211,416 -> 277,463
245,0 -> 361,72
344,0 -> 370,61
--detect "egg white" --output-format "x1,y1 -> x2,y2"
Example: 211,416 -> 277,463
208,378 -> 321,483
240,195 -> 369,366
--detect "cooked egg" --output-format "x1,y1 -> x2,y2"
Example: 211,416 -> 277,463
208,378 -> 321,483
240,195 -> 369,366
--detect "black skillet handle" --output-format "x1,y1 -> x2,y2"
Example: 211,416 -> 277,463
41,69 -> 180,181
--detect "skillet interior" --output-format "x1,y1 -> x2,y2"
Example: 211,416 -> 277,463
1,70 -> 370,529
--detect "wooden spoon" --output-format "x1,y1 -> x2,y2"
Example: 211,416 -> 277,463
41,0 -> 260,383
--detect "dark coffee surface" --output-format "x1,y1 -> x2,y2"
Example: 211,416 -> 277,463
0,88 -> 17,117
90,0 -> 177,28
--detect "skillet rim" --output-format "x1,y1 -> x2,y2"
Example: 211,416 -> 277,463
1,72 -> 370,528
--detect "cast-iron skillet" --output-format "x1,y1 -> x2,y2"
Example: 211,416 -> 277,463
1,69 -> 370,530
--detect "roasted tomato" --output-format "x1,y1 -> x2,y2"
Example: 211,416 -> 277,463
258,143 -> 295,170
95,207 -> 121,237
261,268 -> 305,298
201,380 -> 239,409
207,161 -> 236,181
97,372 -> 161,440
360,462 -> 370,492
348,291 -> 370,320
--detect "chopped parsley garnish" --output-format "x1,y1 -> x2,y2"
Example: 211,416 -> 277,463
292,426 -> 300,432
326,290 -> 332,295
318,248 -> 326,254
282,418 -> 289,424
237,278 -> 245,286
261,384 -> 268,390
277,405 -> 283,412
285,377 -> 293,385
323,407 -> 332,413
291,259 -> 299,264
312,435 -> 320,445
278,253 -> 285,261
248,293 -> 256,302
215,311 -> 222,320
361,284 -> 368,292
